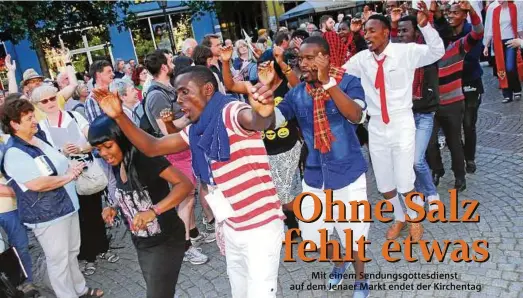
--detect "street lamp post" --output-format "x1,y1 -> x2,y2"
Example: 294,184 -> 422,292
157,0 -> 176,53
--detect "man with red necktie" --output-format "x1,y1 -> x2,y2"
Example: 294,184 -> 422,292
342,2 -> 444,241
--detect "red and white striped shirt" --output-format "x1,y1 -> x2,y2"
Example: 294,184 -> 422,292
180,102 -> 285,231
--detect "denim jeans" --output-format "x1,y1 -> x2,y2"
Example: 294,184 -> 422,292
0,210 -> 33,282
414,112 -> 438,197
501,39 -> 522,99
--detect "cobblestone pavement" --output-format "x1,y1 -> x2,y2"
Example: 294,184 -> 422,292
28,66 -> 522,298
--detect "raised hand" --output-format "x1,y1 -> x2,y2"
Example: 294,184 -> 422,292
160,108 -> 174,123
62,48 -> 71,64
93,88 -> 123,119
391,8 -> 402,23
5,55 -> 15,72
257,61 -> 276,86
458,0 -> 472,11
417,1 -> 430,27
273,45 -> 285,64
292,37 -> 303,49
220,45 -> 234,62
350,18 -> 363,32
247,82 -> 275,118
314,52 -> 330,84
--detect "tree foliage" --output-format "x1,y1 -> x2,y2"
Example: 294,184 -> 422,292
181,0 -> 222,20
0,1 -> 136,49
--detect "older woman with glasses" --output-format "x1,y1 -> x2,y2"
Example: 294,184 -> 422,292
0,95 -> 104,298
31,85 -> 119,277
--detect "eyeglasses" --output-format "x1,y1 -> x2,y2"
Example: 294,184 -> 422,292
39,96 -> 57,105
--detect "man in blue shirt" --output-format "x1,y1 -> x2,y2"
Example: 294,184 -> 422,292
253,36 -> 371,298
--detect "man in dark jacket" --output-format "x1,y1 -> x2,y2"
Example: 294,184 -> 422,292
397,15 -> 441,212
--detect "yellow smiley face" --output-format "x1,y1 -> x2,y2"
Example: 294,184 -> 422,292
274,96 -> 283,106
265,130 -> 276,140
277,128 -> 290,138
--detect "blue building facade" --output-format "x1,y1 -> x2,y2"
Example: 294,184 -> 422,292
2,1 -> 219,84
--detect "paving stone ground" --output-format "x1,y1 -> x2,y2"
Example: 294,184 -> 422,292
27,65 -> 523,297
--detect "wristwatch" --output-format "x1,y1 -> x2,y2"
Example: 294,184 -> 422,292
322,77 -> 337,91
150,205 -> 161,216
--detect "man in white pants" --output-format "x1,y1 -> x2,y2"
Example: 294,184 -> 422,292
342,4 -> 445,241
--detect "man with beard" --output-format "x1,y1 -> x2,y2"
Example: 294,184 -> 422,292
321,14 -> 345,67
397,15 -> 441,212
427,2 -> 484,192
271,36 -> 371,297
342,4 -> 444,241
142,49 -> 213,266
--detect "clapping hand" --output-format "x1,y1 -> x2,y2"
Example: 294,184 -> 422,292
417,1 -> 430,28
220,45 -> 234,62
257,61 -> 276,86
314,52 -> 330,84
247,82 -> 275,118
93,88 -> 123,119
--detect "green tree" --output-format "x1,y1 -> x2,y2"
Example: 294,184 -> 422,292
0,1 -> 136,77
181,0 -> 223,20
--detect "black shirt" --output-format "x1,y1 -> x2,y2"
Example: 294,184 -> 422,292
262,80 -> 300,155
113,151 -> 185,248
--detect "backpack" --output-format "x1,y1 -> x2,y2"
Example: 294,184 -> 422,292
141,84 -> 173,138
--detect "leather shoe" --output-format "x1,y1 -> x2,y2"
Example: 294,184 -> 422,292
386,221 -> 406,240
466,160 -> 476,174
432,170 -> 445,187
454,178 -> 466,192
409,223 -> 424,241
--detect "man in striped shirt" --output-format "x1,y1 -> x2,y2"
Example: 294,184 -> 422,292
427,2 -> 484,192
93,65 -> 285,298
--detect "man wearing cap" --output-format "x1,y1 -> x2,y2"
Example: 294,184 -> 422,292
21,53 -> 78,121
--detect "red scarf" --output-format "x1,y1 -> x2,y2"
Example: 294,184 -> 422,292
413,35 -> 426,99
492,2 -> 517,88
323,31 -> 345,67
306,67 -> 345,153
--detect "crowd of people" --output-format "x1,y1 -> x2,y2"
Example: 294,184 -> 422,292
0,0 -> 522,298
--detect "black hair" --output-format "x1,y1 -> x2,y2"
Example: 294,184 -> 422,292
367,14 -> 392,31
144,49 -> 170,77
302,36 -> 330,54
171,56 -> 194,86
191,45 -> 213,66
89,60 -> 112,85
274,32 -> 290,46
342,15 -> 352,23
291,29 -> 309,40
175,65 -> 219,94
87,115 -> 146,198
398,15 -> 420,32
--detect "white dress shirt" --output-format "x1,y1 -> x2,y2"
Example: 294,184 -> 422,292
342,23 -> 444,118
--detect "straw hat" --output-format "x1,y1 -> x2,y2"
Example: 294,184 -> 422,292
21,69 -> 44,86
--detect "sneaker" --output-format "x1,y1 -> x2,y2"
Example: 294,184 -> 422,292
202,216 -> 215,232
427,194 -> 441,212
438,135 -> 446,150
327,262 -> 352,291
353,280 -> 370,298
502,97 -> 513,103
514,92 -> 521,101
183,246 -> 208,265
191,231 -> 216,246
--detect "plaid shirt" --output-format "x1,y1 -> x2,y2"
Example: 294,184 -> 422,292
85,91 -> 104,124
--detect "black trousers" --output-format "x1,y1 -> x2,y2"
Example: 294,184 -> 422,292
427,101 -> 466,179
78,190 -> 109,262
462,79 -> 483,162
136,235 -> 185,298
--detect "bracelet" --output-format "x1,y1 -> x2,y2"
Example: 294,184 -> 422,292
151,204 -> 161,216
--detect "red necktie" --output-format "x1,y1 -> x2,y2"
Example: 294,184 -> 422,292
374,56 -> 389,124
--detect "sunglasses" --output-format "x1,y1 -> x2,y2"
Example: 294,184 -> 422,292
40,96 -> 57,105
